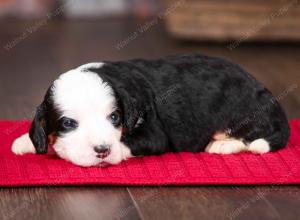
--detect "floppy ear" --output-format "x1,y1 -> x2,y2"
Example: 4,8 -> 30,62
29,104 -> 48,154
118,88 -> 143,134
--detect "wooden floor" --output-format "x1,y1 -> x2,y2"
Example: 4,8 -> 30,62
0,18 -> 300,220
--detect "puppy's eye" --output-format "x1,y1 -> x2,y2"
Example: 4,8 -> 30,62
62,117 -> 78,129
109,111 -> 121,126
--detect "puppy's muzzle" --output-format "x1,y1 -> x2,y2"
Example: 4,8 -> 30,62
94,145 -> 111,159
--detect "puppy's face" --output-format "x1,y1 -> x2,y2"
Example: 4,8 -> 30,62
29,65 -> 132,167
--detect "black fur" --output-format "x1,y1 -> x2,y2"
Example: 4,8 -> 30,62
29,104 -> 48,154
29,86 -> 61,154
31,54 -> 290,156
89,54 -> 290,156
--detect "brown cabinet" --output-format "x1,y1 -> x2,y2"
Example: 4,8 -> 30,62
164,0 -> 300,42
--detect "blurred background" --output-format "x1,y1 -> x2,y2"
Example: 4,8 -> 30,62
0,0 -> 299,119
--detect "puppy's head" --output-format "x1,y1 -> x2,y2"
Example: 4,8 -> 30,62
29,63 -> 135,167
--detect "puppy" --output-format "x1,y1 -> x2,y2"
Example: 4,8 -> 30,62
12,54 -> 290,167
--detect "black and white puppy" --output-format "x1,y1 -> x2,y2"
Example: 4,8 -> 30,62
12,54 -> 290,167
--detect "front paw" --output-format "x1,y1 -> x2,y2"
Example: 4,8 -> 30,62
12,133 -> 36,155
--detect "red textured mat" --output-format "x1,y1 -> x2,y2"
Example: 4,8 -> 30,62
0,120 -> 300,187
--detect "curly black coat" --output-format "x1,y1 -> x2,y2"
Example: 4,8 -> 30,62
85,54 -> 290,156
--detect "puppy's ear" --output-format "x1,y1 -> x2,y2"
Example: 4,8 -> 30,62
29,104 -> 48,154
118,89 -> 142,134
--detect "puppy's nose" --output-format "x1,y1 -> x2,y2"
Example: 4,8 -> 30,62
94,145 -> 110,158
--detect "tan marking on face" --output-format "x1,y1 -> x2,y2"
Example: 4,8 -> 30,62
48,133 -> 57,145
212,132 -> 229,140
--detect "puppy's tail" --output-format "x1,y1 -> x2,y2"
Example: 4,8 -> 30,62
247,101 -> 290,154
247,121 -> 290,154
265,118 -> 290,151
263,99 -> 290,151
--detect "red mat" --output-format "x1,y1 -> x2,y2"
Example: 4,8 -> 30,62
0,120 -> 300,187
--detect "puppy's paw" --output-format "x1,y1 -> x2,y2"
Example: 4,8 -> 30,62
248,139 -> 270,154
12,133 -> 36,155
205,139 -> 248,154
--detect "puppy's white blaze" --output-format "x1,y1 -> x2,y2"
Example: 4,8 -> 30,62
248,138 -> 270,154
52,67 -> 132,167
54,69 -> 114,116
12,133 -> 36,155
77,62 -> 104,71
